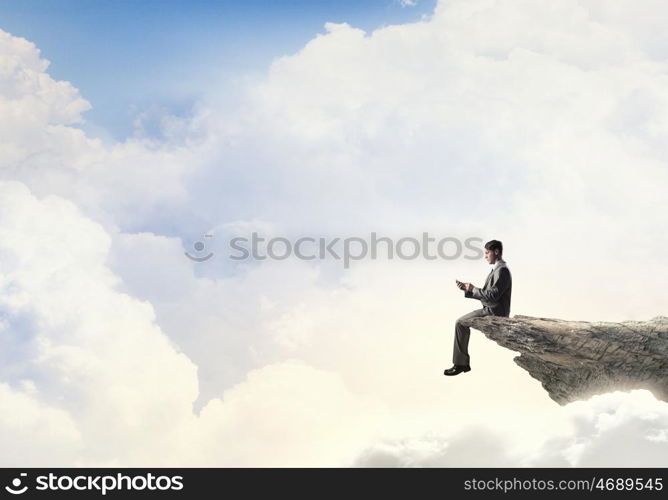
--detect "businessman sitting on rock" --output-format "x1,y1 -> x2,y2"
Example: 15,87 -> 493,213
444,239 -> 512,376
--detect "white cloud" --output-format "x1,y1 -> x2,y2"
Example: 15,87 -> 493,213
0,30 -> 212,233
353,390 -> 668,467
0,179 -> 387,466
541,390 -> 668,467
191,361 -> 386,466
0,382 -> 82,466
1,0 -> 668,466
0,180 -> 199,465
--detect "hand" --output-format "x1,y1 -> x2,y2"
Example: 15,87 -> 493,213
455,279 -> 465,290
464,283 -> 474,292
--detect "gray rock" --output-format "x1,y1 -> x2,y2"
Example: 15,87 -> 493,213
460,314 -> 668,405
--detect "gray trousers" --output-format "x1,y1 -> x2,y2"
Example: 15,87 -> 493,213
452,308 -> 492,365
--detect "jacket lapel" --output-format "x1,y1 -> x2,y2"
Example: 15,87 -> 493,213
483,260 -> 505,289
483,269 -> 494,288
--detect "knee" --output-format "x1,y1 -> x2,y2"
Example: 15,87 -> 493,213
455,313 -> 470,325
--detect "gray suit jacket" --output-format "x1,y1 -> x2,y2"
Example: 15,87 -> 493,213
464,259 -> 512,317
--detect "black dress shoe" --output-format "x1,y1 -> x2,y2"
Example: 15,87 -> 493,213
443,364 -> 471,376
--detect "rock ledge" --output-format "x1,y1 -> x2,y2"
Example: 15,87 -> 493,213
461,314 -> 668,405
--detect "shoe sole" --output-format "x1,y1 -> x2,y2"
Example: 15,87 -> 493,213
443,367 -> 471,375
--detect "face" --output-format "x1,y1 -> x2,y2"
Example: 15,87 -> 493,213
484,247 -> 499,264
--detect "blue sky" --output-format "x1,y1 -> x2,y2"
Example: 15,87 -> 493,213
0,0 -> 436,139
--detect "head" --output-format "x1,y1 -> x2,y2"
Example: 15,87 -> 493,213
484,240 -> 503,265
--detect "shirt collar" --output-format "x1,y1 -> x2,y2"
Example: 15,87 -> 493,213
491,258 -> 504,270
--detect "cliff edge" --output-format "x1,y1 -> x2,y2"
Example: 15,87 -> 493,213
460,314 -> 668,405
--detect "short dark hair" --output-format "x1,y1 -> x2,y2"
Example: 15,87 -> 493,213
484,240 -> 503,255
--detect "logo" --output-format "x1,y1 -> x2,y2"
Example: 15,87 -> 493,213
183,231 -> 485,268
184,233 -> 214,262
5,473 -> 28,495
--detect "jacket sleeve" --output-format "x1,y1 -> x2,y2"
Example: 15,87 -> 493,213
464,289 -> 476,299
471,267 -> 511,303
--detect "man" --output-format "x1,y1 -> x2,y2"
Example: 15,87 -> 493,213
444,239 -> 512,376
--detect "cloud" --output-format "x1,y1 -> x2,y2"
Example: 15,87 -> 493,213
191,361 -> 385,466
353,390 -> 668,467
0,179 -> 387,466
0,180 -> 200,465
542,389 -> 668,467
127,0 -> 668,402
1,0 -> 668,466
0,382 -> 82,466
0,29 -> 211,234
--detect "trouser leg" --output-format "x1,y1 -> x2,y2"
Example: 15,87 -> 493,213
452,309 -> 487,365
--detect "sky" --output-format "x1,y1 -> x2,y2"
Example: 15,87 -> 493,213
0,0 -> 668,467
0,0 -> 436,139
